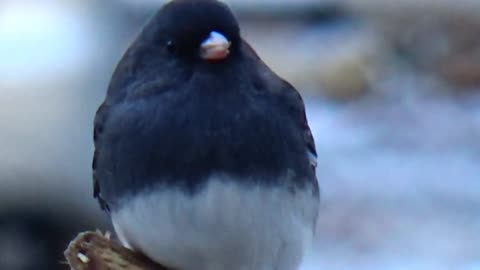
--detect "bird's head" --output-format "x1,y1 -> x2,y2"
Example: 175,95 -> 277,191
141,0 -> 241,63
107,0 -> 255,101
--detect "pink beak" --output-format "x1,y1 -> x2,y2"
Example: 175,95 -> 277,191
200,31 -> 231,61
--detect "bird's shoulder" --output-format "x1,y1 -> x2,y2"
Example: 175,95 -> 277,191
243,42 -> 317,165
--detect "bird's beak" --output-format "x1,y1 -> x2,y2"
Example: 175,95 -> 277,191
200,31 -> 231,61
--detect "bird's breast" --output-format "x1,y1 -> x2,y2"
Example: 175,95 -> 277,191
97,89 -> 312,204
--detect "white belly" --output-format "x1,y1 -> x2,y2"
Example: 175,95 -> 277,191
111,177 -> 318,270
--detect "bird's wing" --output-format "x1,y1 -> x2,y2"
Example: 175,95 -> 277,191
92,102 -> 110,211
277,79 -> 317,168
272,77 -> 320,232
242,41 -> 317,168
244,43 -> 317,168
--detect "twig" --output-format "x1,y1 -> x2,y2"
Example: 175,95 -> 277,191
64,231 -> 169,270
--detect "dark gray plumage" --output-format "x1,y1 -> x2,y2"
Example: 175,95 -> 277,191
93,1 -> 319,269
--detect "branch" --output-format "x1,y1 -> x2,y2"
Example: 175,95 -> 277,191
64,231 -> 169,270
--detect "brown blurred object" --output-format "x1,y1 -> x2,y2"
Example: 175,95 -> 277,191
437,18 -> 480,88
243,21 -> 387,101
65,232 -> 168,270
356,4 -> 480,89
311,35 -> 385,100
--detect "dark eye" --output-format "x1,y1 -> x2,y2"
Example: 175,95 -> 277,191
166,40 -> 176,54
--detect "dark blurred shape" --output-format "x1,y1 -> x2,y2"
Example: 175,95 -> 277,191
0,209 -> 70,270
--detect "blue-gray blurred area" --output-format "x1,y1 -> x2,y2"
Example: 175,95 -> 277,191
1,0 -> 479,269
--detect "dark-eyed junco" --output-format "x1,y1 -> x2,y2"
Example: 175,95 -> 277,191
93,1 -> 319,270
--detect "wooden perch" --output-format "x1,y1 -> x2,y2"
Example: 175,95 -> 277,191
64,231 -> 169,270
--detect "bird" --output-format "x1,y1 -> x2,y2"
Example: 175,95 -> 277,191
92,1 -> 319,270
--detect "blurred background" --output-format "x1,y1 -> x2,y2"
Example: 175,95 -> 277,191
1,0 -> 479,269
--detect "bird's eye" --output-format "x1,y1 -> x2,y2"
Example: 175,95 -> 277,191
166,40 -> 176,53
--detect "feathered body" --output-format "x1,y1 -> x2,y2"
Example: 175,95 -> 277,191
93,1 -> 319,270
